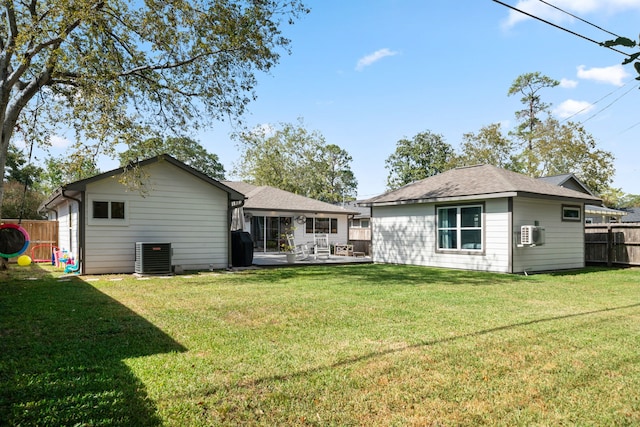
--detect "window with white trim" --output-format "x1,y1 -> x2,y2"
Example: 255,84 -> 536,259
437,205 -> 483,251
350,218 -> 370,228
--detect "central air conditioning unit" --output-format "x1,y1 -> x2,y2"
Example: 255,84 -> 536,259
520,225 -> 544,246
135,242 -> 172,274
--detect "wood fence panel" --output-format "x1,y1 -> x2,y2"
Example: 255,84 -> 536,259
1,219 -> 58,263
348,228 -> 371,255
349,227 -> 371,241
585,223 -> 640,266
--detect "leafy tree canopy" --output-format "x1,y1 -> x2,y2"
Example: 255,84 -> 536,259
455,123 -> 520,171
234,119 -> 358,202
450,72 -> 616,199
1,144 -> 46,219
40,154 -> 101,193
5,144 -> 44,189
507,72 -> 560,175
119,137 -> 225,180
533,118 -> 615,195
385,130 -> 455,190
0,181 -> 46,220
0,0 -> 308,219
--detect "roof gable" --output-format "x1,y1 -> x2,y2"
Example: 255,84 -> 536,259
82,155 -> 242,199
361,165 -> 602,206
41,155 -> 245,209
537,173 -> 595,196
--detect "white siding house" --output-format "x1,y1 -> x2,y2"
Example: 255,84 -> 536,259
41,155 -> 245,275
223,182 -> 359,253
361,165 -> 602,274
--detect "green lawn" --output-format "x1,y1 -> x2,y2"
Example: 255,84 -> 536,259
1,263 -> 639,426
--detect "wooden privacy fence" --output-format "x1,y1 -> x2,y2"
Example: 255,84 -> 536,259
585,223 -> 640,266
1,219 -> 58,263
348,227 -> 371,256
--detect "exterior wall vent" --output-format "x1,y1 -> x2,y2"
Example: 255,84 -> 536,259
135,242 -> 172,274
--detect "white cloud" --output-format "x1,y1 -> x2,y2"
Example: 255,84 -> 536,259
250,123 -> 275,137
355,48 -> 399,71
577,64 -> 629,86
50,134 -> 70,149
501,0 -> 640,29
554,99 -> 594,118
560,78 -> 578,88
502,0 -> 564,29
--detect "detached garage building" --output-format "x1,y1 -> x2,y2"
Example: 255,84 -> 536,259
40,155 -> 245,275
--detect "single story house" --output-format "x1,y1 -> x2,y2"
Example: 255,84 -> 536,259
40,155 -> 245,275
360,164 -> 602,274
223,181 -> 359,253
537,173 -> 627,223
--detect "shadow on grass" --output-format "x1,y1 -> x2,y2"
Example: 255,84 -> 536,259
245,300 -> 640,388
0,264 -> 186,426
246,263 -> 530,286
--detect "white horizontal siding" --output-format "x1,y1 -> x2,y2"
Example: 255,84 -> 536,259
512,198 -> 585,273
372,199 -> 511,273
54,201 -> 71,254
84,162 -> 230,274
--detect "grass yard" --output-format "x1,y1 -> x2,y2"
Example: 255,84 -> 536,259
1,263 -> 639,426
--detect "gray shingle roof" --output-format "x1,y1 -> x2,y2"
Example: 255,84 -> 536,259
223,182 -> 360,215
537,174 -> 595,196
621,207 -> 640,223
361,165 -> 602,206
341,200 -> 371,218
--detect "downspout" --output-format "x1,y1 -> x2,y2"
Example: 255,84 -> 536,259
508,197 -> 513,274
61,189 -> 84,275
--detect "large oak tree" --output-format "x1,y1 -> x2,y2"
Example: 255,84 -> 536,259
0,0 -> 308,219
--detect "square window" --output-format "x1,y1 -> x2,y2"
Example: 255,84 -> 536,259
93,201 -> 109,219
437,204 -> 483,252
111,202 -> 125,219
438,230 -> 457,249
461,207 -> 481,228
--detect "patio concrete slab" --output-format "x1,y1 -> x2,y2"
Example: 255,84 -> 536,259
250,253 -> 372,267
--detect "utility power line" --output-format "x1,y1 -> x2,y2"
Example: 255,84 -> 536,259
492,0 -> 639,133
535,0 -> 624,40
491,0 -> 632,58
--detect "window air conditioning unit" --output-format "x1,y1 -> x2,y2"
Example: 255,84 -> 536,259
135,242 -> 172,274
520,225 -> 544,246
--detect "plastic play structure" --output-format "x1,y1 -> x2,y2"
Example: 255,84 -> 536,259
0,223 -> 30,258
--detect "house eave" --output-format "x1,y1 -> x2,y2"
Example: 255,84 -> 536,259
244,208 -> 359,216
363,191 -> 601,207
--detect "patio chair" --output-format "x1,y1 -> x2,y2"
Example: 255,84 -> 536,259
313,233 -> 331,260
286,233 -> 309,261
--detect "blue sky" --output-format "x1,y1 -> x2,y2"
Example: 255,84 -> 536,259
55,0 -> 640,199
